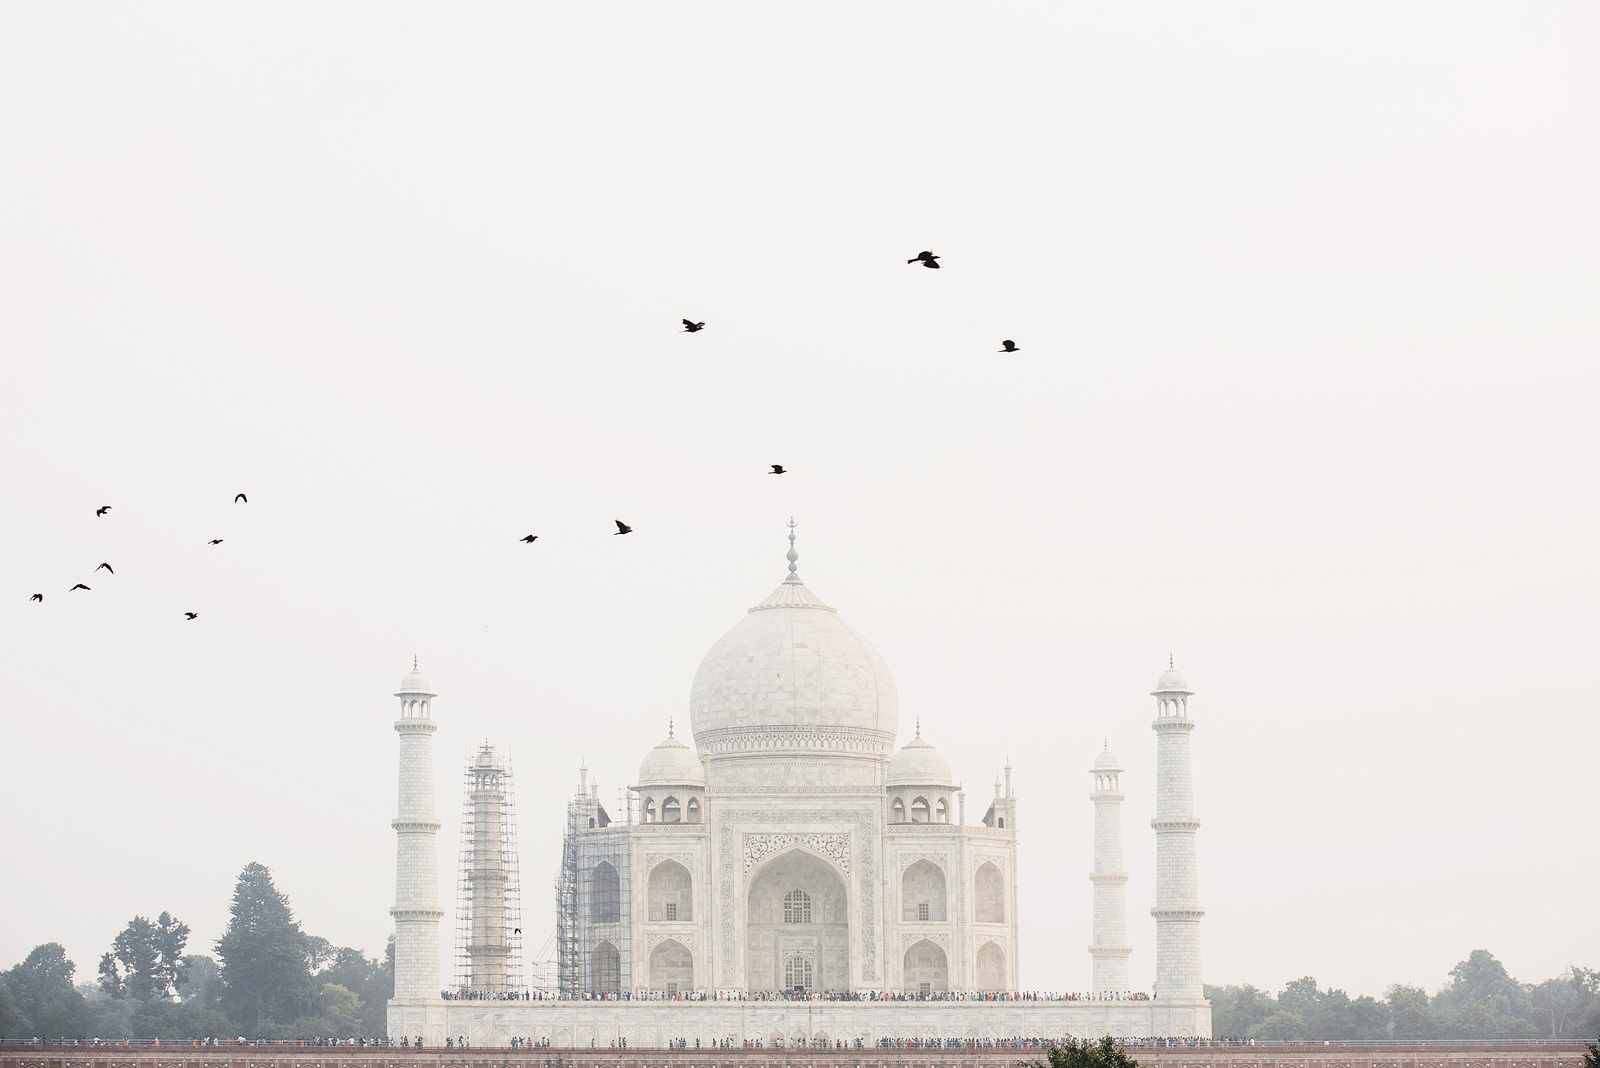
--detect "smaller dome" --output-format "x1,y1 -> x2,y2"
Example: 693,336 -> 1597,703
1093,746 -> 1121,770
637,728 -> 705,787
1153,660 -> 1191,694
888,728 -> 956,787
396,658 -> 435,696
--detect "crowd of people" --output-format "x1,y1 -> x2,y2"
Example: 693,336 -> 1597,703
442,988 -> 1151,1003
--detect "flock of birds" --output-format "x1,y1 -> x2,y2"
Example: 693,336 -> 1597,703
32,494 -> 249,618
683,250 -> 1018,347
33,251 -> 1015,620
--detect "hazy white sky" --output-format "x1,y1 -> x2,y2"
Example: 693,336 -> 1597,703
3,3 -> 1597,1001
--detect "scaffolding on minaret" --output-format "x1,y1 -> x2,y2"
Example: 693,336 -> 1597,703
451,742 -> 523,993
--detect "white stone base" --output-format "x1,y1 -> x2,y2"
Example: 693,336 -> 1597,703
388,998 -> 1212,1048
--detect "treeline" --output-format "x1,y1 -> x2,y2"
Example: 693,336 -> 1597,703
0,862 -> 392,1041
1208,951 -> 1600,1041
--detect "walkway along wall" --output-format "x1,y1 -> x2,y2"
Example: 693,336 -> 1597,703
1,1041 -> 1587,1068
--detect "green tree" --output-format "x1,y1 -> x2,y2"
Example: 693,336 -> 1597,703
1435,950 -> 1536,1039
1582,1037 -> 1598,1068
1205,984 -> 1276,1037
3,944 -> 91,1039
177,955 -> 220,1005
0,977 -> 29,1038
100,913 -> 191,1002
1388,983 -> 1436,1039
1023,1036 -> 1141,1068
1349,994 -> 1392,1040
1249,1009 -> 1307,1041
214,862 -> 313,1033
1531,969 -> 1599,1039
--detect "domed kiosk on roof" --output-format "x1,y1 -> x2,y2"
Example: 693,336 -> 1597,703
636,726 -> 706,787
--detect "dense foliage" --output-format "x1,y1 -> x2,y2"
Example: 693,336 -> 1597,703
0,863 -> 392,1042
1025,1035 -> 1145,1068
1208,952 -> 1600,1041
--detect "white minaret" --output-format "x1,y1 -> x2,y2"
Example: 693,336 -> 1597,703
1151,657 -> 1204,1001
392,658 -> 444,999
1088,742 -> 1131,994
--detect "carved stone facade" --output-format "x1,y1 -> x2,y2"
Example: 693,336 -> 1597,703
546,549 -> 1024,999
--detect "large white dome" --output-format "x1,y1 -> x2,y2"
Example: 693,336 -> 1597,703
689,573 -> 899,756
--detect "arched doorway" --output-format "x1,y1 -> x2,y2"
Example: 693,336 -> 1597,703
648,860 -> 693,921
649,938 -> 693,994
903,938 -> 948,993
745,848 -> 849,992
974,862 -> 1005,923
591,940 -> 621,995
976,940 -> 1005,991
901,859 -> 947,921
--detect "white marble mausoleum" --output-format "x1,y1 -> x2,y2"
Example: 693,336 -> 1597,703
387,525 -> 1212,1044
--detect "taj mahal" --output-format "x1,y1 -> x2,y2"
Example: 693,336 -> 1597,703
386,525 -> 1212,1045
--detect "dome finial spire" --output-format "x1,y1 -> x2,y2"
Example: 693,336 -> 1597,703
414,654 -> 418,670
784,516 -> 802,584
1169,652 -> 1174,669
668,717 -> 674,738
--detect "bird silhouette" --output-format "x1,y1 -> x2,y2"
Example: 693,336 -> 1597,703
96,505 -> 112,517
681,319 -> 705,332
769,464 -> 786,475
30,593 -> 42,602
908,250 -> 941,268
999,339 -> 1018,353
95,562 -> 114,574
520,534 -> 539,543
234,493 -> 248,503
208,538 -> 223,545
613,520 -> 633,535
184,612 -> 198,620
69,583 -> 90,592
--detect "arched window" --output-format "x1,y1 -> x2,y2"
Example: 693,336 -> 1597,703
648,939 -> 693,994
663,796 -> 681,823
686,797 -> 701,823
784,952 -> 814,992
976,941 -> 1006,991
648,860 -> 693,921
974,862 -> 1004,924
592,941 -> 621,995
891,798 -> 905,823
783,888 -> 812,924
901,859 -> 947,922
643,799 -> 656,823
591,862 -> 620,924
588,817 -> 596,828
935,797 -> 948,823
911,797 -> 930,823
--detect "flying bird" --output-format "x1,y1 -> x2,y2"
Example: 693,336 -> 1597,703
999,339 -> 1018,353
234,493 -> 248,503
69,583 -> 90,592
520,534 -> 539,543
208,538 -> 224,545
908,250 -> 941,268
769,464 -> 786,475
681,319 -> 705,332
96,505 -> 112,517
30,593 -> 42,602
613,520 -> 633,535
95,562 -> 114,574
184,612 -> 198,620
